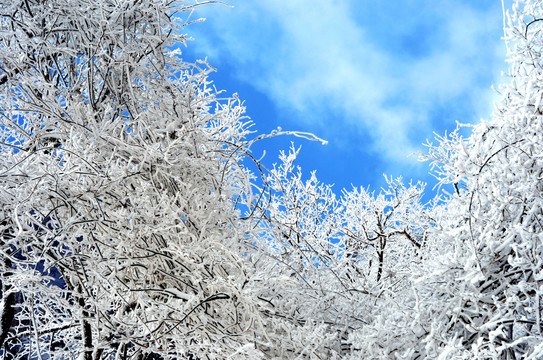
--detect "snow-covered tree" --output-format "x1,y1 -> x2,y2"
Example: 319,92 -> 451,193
0,0 -> 288,358
254,1 -> 543,358
242,144 -> 432,358
3,0 -> 543,358
345,1 -> 543,358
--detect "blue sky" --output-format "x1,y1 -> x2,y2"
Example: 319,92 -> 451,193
180,0 -> 512,198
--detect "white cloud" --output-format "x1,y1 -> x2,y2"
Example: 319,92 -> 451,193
185,1 -> 508,169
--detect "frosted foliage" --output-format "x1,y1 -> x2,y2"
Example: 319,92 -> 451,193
0,0 -> 275,358
246,0 -> 543,357
363,1 -> 543,358
240,145 -> 431,358
2,0 -> 543,358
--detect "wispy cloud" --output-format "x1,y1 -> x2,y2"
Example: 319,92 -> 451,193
184,0 -> 508,175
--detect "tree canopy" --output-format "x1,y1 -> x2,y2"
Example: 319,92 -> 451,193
1,0 -> 543,359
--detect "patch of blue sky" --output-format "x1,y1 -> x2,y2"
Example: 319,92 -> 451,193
0,108 -> 32,153
175,0 -> 514,200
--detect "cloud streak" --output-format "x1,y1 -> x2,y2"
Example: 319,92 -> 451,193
185,0 -> 509,175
